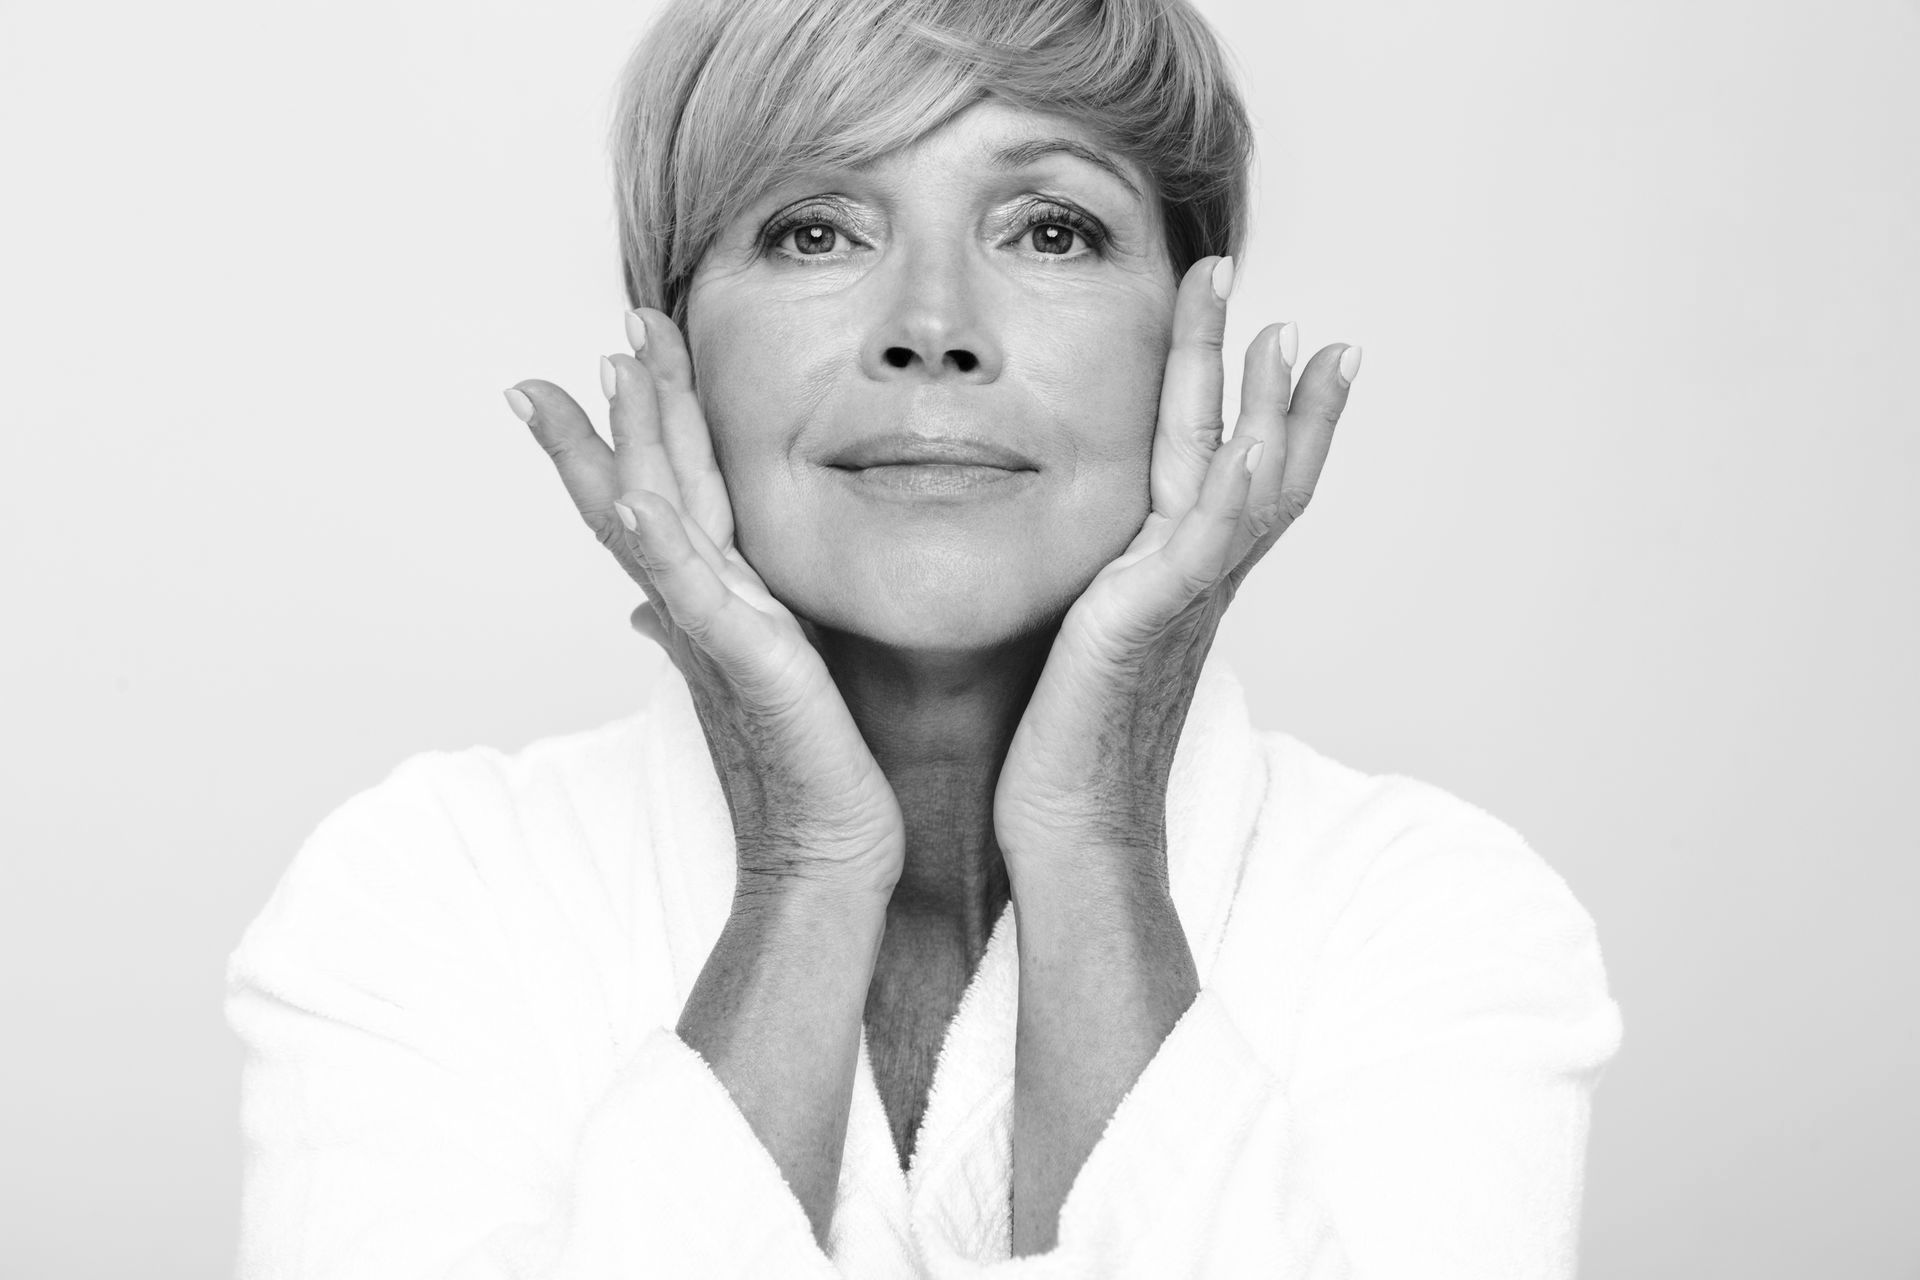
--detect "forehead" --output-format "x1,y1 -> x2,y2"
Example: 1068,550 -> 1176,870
849,98 -> 1148,198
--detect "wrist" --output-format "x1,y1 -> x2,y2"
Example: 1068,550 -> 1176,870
1003,833 -> 1170,913
1010,851 -> 1179,953
1011,865 -> 1199,1036
732,867 -> 893,943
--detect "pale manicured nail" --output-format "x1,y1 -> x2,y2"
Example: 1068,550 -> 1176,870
503,388 -> 534,422
624,310 -> 648,352
600,355 -> 617,400
614,501 -> 638,532
1338,344 -> 1363,386
1244,439 -> 1265,475
1211,255 -> 1235,301
1279,322 -> 1298,368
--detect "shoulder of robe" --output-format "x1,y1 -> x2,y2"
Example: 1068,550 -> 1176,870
1218,731 -> 1619,1075
1249,727 -> 1590,921
226,710 -> 653,990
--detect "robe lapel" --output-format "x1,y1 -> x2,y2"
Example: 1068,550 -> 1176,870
638,650 -> 1267,1267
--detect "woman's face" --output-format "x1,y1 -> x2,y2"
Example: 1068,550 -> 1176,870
685,97 -> 1176,653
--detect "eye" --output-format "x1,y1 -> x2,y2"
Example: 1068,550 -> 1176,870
759,201 -> 866,262
1029,224 -> 1077,255
1012,201 -> 1108,260
760,198 -> 1106,263
786,223 -> 839,256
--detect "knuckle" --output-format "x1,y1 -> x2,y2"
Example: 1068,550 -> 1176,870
589,511 -> 628,554
1246,493 -> 1284,535
655,357 -> 695,391
1166,551 -> 1218,601
1278,485 -> 1315,523
1172,415 -> 1222,449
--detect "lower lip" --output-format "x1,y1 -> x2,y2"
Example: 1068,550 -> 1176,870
833,464 -> 1037,497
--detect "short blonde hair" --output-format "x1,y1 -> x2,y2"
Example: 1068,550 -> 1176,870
608,0 -> 1255,329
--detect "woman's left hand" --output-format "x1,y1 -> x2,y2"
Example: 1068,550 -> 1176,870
992,255 -> 1361,897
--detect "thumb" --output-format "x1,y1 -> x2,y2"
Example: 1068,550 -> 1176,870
628,601 -> 671,650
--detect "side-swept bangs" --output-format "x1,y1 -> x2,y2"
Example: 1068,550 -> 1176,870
610,0 -> 1253,328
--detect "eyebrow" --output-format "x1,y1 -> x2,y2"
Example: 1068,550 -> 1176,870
987,138 -> 1143,200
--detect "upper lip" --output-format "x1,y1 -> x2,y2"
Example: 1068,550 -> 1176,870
829,433 -> 1037,470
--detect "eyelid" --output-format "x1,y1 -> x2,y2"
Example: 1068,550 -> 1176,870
757,193 -> 1114,259
1008,196 -> 1111,254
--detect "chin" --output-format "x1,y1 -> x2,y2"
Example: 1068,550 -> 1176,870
771,550 -> 1075,655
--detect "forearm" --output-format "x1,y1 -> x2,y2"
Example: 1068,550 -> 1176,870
676,871 -> 890,1250
1007,860 -> 1200,1257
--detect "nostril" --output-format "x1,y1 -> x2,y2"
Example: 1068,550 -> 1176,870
879,347 -> 983,373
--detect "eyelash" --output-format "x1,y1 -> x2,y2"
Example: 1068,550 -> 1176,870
760,200 -> 1110,261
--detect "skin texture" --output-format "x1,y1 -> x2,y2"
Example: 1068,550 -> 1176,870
681,101 -> 1184,1173
508,94 -> 1359,1255
681,98 -> 1179,929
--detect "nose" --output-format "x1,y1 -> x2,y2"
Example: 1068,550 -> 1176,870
860,241 -> 1003,383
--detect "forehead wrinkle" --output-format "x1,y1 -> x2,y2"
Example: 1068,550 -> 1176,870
756,117 -> 1146,211
986,137 -> 1143,201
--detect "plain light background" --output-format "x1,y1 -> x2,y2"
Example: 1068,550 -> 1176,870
3,0 -> 1915,1275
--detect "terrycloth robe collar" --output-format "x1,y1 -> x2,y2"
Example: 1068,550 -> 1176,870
635,651 -> 1267,1268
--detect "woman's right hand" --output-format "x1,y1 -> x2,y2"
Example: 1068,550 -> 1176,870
505,309 -> 905,900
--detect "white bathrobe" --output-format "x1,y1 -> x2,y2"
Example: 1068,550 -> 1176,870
225,655 -> 1623,1278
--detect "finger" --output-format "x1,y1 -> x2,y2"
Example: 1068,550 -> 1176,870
1143,433 -> 1261,615
677,498 -> 779,608
615,484 -> 736,594
1227,322 -> 1294,568
1275,321 -> 1300,412
630,309 -> 735,552
628,601 -> 671,649
507,379 -> 618,520
1276,342 -> 1360,527
1225,339 -> 1357,595
602,352 -> 687,511
1150,255 -> 1235,520
619,489 -> 789,695
508,379 -> 654,578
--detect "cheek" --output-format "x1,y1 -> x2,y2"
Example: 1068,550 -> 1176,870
684,288 -> 849,583
1103,313 -> 1173,459
687,303 -> 775,468
998,289 -> 1171,597
682,270 -> 1171,635
1018,293 -> 1169,577
686,300 -> 803,471
1022,295 -> 1170,469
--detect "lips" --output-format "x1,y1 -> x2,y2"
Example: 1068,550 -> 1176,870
829,433 -> 1037,470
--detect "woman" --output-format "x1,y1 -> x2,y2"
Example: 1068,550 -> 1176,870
226,0 -> 1622,1275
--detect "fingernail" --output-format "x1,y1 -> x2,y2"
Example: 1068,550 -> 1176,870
1278,322 -> 1298,368
503,387 -> 534,422
614,501 -> 638,532
624,310 -> 648,353
1244,439 -> 1265,475
1211,255 -> 1235,302
600,355 -> 617,400
1337,344 -> 1363,386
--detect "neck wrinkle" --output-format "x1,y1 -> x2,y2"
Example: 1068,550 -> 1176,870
809,618 -> 1052,948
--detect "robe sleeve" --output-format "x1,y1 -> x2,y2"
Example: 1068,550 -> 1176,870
916,811 -> 1623,1279
225,754 -> 841,1280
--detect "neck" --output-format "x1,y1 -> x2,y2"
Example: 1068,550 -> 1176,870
808,621 -> 1054,956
